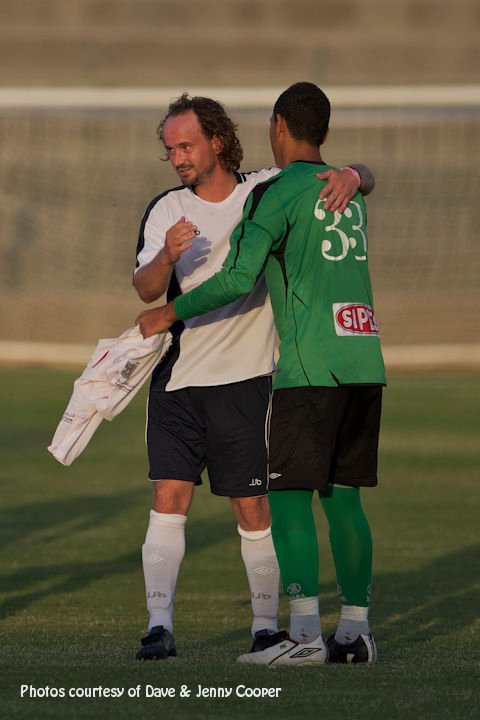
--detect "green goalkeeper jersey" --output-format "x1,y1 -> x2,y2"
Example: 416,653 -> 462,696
174,160 -> 386,389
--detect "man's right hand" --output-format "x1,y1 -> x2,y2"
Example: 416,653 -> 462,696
163,217 -> 199,264
134,217 -> 200,303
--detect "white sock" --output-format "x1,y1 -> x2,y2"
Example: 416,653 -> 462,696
142,510 -> 187,632
289,596 -> 322,643
335,605 -> 369,644
238,525 -> 280,637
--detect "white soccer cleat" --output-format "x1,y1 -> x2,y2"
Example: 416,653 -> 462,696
237,633 -> 327,667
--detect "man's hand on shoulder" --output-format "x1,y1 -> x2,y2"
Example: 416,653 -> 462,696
316,167 -> 361,214
136,302 -> 179,338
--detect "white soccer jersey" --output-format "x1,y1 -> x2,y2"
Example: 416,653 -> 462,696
135,168 -> 279,391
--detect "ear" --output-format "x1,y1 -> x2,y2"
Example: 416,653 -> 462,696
211,135 -> 223,155
272,113 -> 280,135
276,114 -> 288,137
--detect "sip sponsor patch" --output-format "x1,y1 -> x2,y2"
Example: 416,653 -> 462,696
333,303 -> 379,337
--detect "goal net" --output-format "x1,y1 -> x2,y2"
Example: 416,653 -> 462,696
1,87 -> 479,365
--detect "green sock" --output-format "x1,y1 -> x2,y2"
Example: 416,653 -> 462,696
319,485 -> 372,607
269,489 -> 319,599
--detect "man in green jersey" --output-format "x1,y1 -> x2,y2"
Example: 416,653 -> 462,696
136,82 -> 386,667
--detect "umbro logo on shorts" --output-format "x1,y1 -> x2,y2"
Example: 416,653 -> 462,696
249,478 -> 262,486
269,472 -> 282,479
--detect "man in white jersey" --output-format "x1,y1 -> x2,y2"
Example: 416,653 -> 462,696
133,93 -> 374,660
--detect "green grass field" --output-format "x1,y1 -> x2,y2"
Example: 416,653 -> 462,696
1,367 -> 479,719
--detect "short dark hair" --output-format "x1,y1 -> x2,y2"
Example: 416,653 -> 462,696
273,82 -> 330,147
157,93 -> 243,172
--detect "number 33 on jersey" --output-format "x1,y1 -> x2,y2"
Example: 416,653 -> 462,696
314,198 -> 367,262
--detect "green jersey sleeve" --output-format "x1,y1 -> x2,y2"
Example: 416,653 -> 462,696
174,179 -> 286,321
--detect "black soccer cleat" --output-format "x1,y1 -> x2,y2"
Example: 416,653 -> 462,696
250,629 -> 289,653
326,632 -> 377,664
136,625 -> 177,661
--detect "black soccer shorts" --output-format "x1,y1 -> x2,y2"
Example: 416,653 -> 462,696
146,376 -> 271,497
268,385 -> 383,492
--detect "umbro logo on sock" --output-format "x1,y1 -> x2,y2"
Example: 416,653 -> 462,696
254,566 -> 274,575
146,554 -> 164,564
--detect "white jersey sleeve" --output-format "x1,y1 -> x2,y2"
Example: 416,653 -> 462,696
135,188 -> 185,271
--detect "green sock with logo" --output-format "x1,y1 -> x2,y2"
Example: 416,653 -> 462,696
319,485 -> 372,641
268,489 -> 319,599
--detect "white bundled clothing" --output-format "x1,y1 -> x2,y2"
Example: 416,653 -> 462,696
48,326 -> 171,466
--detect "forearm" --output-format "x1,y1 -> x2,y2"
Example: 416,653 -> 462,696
135,270 -> 252,339
348,163 -> 375,196
174,269 -> 252,321
133,249 -> 174,303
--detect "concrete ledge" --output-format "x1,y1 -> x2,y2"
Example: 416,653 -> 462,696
2,340 -> 480,369
382,344 -> 480,369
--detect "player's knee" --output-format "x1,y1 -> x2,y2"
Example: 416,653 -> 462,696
232,495 -> 271,531
152,479 -> 194,515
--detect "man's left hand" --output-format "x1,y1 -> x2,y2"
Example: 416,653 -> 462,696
317,167 -> 360,213
136,302 -> 178,338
